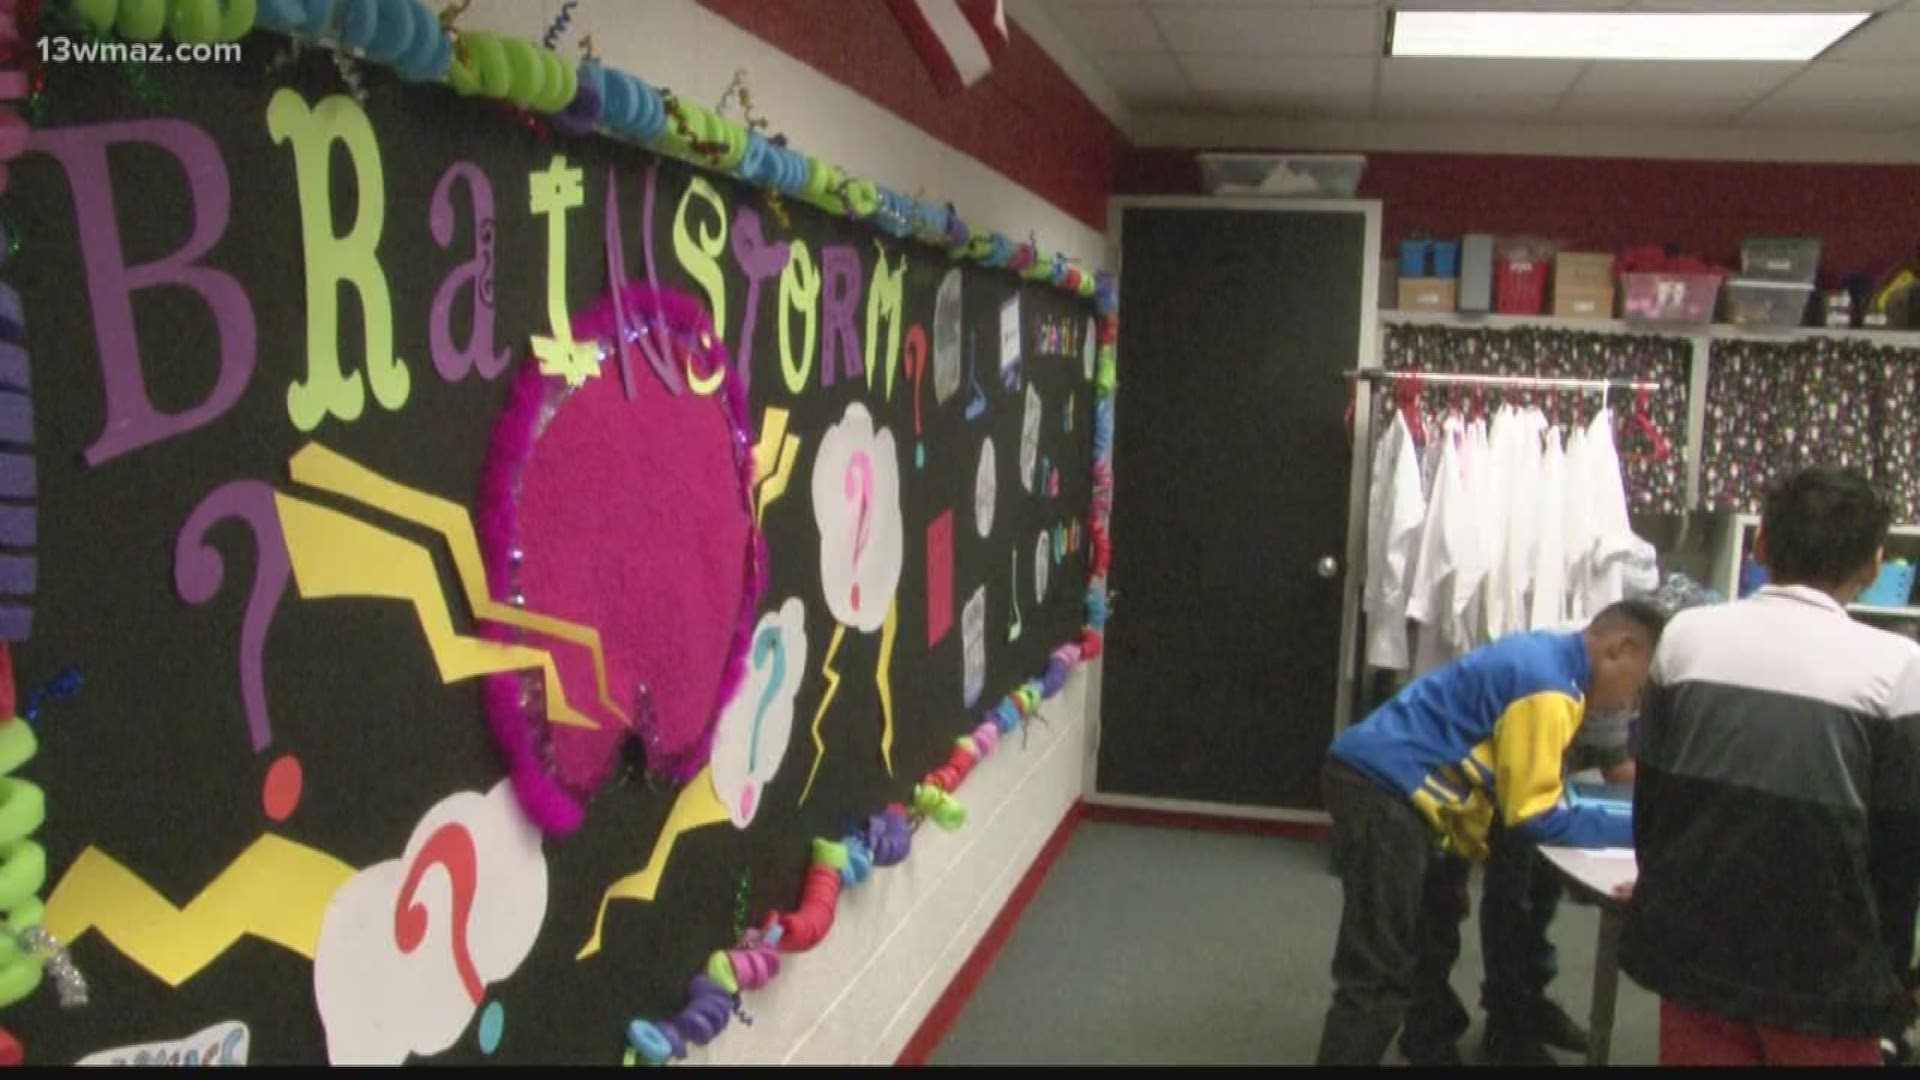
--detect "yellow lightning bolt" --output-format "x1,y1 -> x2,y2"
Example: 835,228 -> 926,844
44,837 -> 355,988
578,766 -> 730,959
287,443 -> 628,728
798,622 -> 850,805
752,409 -> 801,526
876,598 -> 899,777
275,494 -> 598,729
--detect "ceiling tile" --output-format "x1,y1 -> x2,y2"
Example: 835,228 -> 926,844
1772,60 -> 1920,99
1051,1 -> 1166,52
1572,61 -> 1799,97
1553,93 -> 1753,124
1395,0 -> 1631,9
1092,49 -> 1193,101
1822,11 -> 1920,59
1380,58 -> 1583,97
1739,96 -> 1920,130
1631,0 -> 1899,11
1195,88 -> 1375,118
1152,3 -> 1378,55
1184,53 -> 1376,96
1377,92 -> 1562,121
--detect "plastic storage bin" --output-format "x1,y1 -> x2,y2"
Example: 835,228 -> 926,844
1740,236 -> 1821,285
1399,239 -> 1430,278
1196,153 -> 1367,197
1431,240 -> 1460,278
1621,272 -> 1721,325
1858,560 -> 1915,608
1496,253 -> 1549,315
1725,279 -> 1814,329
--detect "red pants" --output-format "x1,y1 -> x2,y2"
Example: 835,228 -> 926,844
1660,998 -> 1882,1066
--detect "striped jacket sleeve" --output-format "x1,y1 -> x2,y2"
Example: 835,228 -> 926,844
1493,691 -> 1634,848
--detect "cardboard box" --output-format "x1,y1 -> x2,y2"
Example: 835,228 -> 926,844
1553,284 -> 1615,320
1399,277 -> 1458,313
1556,251 -> 1615,292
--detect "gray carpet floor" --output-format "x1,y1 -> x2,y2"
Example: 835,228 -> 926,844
930,820 -> 1659,1066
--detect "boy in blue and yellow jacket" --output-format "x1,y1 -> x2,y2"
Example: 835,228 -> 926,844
1315,600 -> 1666,1066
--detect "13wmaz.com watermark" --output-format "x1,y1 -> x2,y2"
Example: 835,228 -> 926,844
37,36 -> 243,64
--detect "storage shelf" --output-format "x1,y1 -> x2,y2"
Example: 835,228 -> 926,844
1848,605 -> 1920,620
1382,309 -> 1920,347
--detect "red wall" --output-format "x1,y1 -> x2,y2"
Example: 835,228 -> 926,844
698,0 -> 1126,233
1123,149 -> 1920,282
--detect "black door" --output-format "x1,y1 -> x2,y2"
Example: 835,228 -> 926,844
1098,204 -> 1369,811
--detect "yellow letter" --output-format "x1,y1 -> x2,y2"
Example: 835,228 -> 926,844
778,239 -> 818,396
865,242 -> 906,400
528,154 -> 601,387
674,177 -> 730,395
267,90 -> 411,431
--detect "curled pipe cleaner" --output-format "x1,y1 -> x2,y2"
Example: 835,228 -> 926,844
913,783 -> 967,831
542,0 -> 576,49
22,667 -> 79,726
865,805 -> 911,866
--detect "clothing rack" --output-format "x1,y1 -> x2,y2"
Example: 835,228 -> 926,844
1347,369 -> 1663,392
1349,369 -> 1663,392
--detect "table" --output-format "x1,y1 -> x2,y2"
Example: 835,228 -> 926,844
1539,845 -> 1637,1067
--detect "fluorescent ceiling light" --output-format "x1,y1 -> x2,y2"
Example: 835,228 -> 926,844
1388,10 -> 1871,61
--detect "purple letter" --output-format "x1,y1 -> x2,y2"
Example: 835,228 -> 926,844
428,162 -> 510,382
819,244 -> 863,389
730,206 -> 790,396
174,480 -> 291,751
31,121 -> 256,465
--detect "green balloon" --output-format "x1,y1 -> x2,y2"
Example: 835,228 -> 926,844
219,0 -> 259,41
538,47 -> 575,113
170,0 -> 223,44
72,0 -> 118,34
468,34 -> 510,98
115,0 -> 169,40
502,38 -> 545,106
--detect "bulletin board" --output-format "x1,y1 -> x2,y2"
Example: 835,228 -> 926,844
0,13 -> 1112,1065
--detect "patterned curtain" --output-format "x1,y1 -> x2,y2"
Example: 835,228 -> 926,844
1702,338 -> 1920,520
1380,323 -> 1692,514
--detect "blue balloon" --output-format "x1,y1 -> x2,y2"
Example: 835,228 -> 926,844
367,0 -> 414,61
337,0 -> 378,49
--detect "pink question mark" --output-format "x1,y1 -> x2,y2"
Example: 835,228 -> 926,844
845,451 -> 874,613
393,822 -> 485,1006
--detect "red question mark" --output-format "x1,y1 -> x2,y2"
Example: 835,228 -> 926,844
393,822 -> 485,1006
904,324 -> 928,437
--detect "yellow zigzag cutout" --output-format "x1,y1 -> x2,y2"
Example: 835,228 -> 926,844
44,837 -> 354,988
798,622 -> 849,805
577,765 -> 729,959
287,443 -> 629,729
877,598 -> 899,777
275,494 -> 597,729
751,409 -> 801,526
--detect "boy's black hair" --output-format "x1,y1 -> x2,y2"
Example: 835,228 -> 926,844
1760,467 -> 1893,589
1591,598 -> 1668,647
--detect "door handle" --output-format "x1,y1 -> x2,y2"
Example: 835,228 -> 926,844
1316,556 -> 1340,580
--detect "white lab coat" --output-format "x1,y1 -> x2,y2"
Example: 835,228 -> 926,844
1582,410 -> 1658,611
1562,424 -> 1594,623
1491,407 -> 1548,639
1407,417 -> 1467,675
1530,425 -> 1569,630
1363,413 -> 1426,670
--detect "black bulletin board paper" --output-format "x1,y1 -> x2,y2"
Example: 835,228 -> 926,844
4,43 -> 1094,1064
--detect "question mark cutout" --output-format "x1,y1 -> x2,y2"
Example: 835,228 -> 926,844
393,822 -> 484,1007
844,451 -> 873,614
904,324 -> 928,469
741,626 -> 787,822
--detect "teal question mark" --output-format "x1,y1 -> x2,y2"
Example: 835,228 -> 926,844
748,626 -> 787,772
